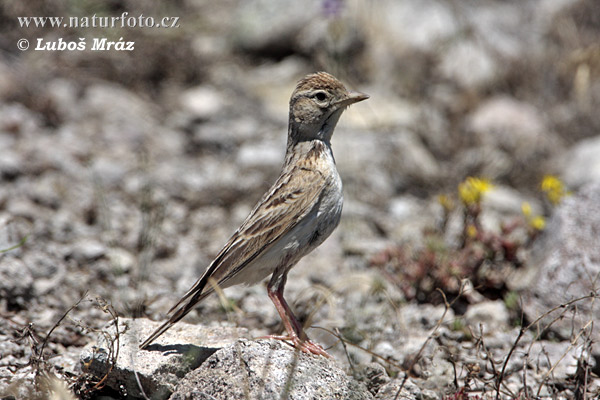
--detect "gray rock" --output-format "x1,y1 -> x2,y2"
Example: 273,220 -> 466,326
464,300 -> 510,335
237,140 -> 284,170
0,103 -> 42,138
0,150 -> 23,180
466,96 -> 558,161
520,181 -> 600,341
438,39 -> 498,89
0,256 -> 33,309
170,339 -> 373,400
81,318 -> 249,399
354,363 -> 391,396
380,0 -> 458,51
0,59 -> 17,99
233,0 -> 320,56
528,340 -> 594,380
453,146 -> 513,181
561,135 -> 600,189
387,130 -> 441,187
180,85 -> 226,120
376,373 -> 439,400
42,78 -> 80,122
68,238 -> 106,262
81,84 -> 157,148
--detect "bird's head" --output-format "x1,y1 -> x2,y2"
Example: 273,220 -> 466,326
288,72 -> 368,143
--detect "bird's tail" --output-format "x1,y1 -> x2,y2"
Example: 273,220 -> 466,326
139,288 -> 212,350
139,319 -> 176,350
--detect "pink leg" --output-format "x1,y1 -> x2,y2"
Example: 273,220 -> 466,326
264,273 -> 331,358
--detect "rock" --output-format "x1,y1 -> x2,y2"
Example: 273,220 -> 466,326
81,84 -> 157,148
105,247 -> 136,275
464,300 -> 510,335
68,238 -> 106,262
0,256 -> 33,310
170,339 -> 373,400
0,150 -> 23,180
438,39 -> 498,89
22,249 -> 67,296
189,117 -> 264,152
376,373 -> 439,400
400,303 -> 455,331
354,363 -> 391,397
42,78 -> 80,122
380,0 -> 458,51
0,103 -> 42,137
453,146 -> 513,181
466,97 -> 557,160
386,130 -> 441,188
232,0 -> 320,57
237,140 -> 284,170
179,85 -> 226,120
81,318 -> 249,399
89,156 -> 128,187
528,340 -> 594,380
0,59 -> 18,99
561,135 -> 600,189
481,185 -> 543,217
519,181 -> 600,341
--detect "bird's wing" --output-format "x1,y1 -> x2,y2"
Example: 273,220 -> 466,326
177,159 -> 325,307
139,157 -> 326,349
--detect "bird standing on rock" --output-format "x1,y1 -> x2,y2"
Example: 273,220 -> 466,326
139,72 -> 369,357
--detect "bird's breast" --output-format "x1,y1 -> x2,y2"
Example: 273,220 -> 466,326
310,146 -> 343,247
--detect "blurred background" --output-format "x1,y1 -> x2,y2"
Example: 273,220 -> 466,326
1,0 -> 599,397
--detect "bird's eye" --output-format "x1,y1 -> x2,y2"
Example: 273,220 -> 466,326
314,91 -> 327,101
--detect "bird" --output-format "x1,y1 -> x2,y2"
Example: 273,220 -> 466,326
139,72 -> 369,357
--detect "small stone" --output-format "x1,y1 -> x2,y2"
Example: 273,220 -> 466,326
464,300 -> 510,334
561,135 -> 600,189
180,85 -> 225,120
0,257 -> 34,309
69,239 -> 106,262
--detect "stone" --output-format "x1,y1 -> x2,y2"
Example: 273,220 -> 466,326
68,238 -> 106,262
0,256 -> 33,310
519,181 -> 600,342
180,85 -> 226,120
381,0 -> 458,51
80,318 -> 249,399
376,373 -> 439,400
561,135 -> 600,189
464,300 -> 510,335
438,39 -> 498,89
466,97 -> 555,160
232,0 -> 320,57
170,339 -> 373,400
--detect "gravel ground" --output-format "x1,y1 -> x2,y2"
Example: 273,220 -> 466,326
0,1 -> 599,399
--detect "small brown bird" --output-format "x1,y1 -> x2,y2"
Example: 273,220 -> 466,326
139,72 -> 368,356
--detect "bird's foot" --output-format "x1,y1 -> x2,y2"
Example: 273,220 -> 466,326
259,334 -> 331,358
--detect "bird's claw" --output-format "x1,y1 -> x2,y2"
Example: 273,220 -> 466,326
259,334 -> 332,358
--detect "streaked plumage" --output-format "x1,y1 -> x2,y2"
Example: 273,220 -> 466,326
139,72 -> 368,356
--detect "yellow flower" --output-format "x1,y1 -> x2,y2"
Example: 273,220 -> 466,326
530,216 -> 546,231
466,224 -> 478,238
521,201 -> 546,231
438,194 -> 454,212
541,175 -> 570,205
458,177 -> 494,206
521,202 -> 532,217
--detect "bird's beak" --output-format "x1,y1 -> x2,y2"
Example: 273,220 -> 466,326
337,91 -> 370,108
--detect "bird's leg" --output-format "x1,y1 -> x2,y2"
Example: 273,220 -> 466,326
263,272 -> 331,358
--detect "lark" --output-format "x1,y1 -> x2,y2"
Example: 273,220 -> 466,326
139,72 -> 368,357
